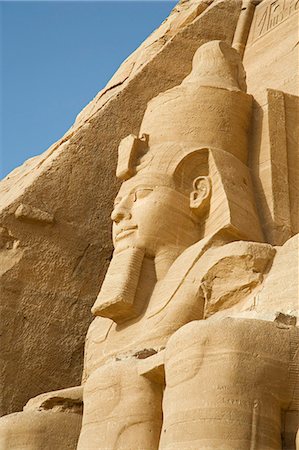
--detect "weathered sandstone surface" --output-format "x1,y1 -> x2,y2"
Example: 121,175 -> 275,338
0,0 -> 298,449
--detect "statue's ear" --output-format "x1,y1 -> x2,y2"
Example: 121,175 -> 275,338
190,176 -> 211,215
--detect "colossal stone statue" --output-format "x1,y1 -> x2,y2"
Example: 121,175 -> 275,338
76,40 -> 298,450
0,37 -> 298,450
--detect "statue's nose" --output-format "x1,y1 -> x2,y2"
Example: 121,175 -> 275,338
111,198 -> 132,223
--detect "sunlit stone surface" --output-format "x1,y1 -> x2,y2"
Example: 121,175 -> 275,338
0,1 -> 298,449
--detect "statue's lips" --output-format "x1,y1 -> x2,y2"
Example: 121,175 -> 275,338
115,225 -> 138,240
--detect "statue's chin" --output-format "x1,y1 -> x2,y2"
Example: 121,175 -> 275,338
114,234 -> 156,257
114,234 -> 137,252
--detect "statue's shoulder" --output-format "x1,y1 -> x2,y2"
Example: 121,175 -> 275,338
194,235 -> 298,322
176,236 -> 276,284
190,238 -> 276,317
146,237 -> 275,319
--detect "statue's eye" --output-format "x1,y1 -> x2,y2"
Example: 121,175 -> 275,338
134,189 -> 153,200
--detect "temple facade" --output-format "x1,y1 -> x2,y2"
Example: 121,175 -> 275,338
0,1 -> 298,449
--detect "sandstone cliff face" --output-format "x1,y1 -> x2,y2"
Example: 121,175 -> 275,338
0,0 -> 243,416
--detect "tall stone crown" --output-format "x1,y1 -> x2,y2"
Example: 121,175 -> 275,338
117,40 -> 252,183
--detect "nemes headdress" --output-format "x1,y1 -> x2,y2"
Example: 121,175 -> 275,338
116,40 -> 263,243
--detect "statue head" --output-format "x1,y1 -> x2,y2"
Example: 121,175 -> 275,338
92,41 -> 263,322
111,160 -> 211,258
112,40 -> 263,256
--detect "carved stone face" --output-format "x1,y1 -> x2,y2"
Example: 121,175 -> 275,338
111,174 -> 201,257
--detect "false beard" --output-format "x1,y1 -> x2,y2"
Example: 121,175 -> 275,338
91,247 -> 145,324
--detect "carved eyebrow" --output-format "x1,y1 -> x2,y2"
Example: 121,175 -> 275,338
134,186 -> 154,192
123,185 -> 154,196
116,185 -> 157,200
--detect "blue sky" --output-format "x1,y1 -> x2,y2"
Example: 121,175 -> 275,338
0,1 -> 176,179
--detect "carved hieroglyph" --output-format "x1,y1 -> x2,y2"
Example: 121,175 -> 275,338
0,1 -> 298,449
